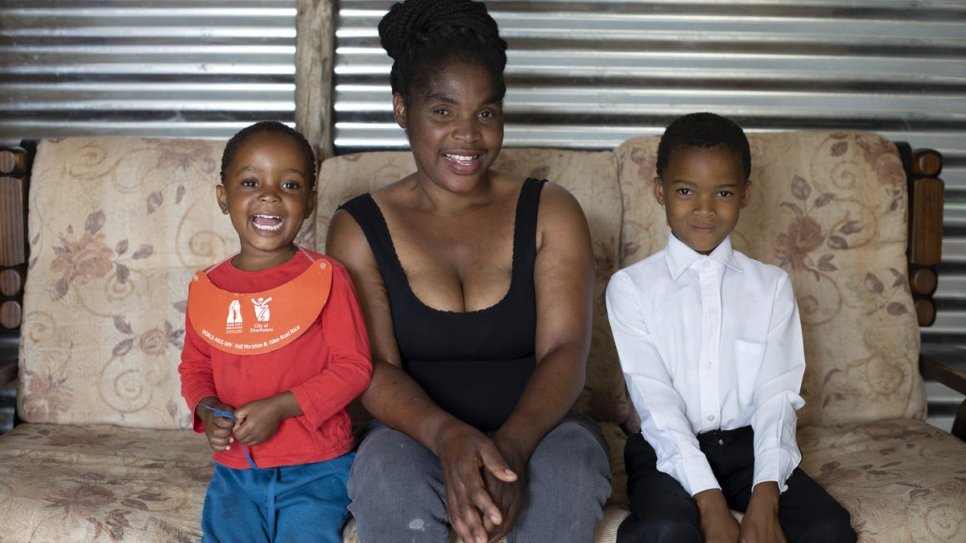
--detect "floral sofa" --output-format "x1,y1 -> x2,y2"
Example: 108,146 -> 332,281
0,132 -> 962,542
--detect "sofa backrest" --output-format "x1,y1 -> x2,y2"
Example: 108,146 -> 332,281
19,137 -> 243,429
17,131 -> 923,431
615,132 -> 925,427
316,148 -> 633,425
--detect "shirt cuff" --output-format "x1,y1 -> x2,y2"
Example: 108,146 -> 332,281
752,446 -> 801,493
670,454 -> 721,496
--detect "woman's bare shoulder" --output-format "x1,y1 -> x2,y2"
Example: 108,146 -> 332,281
325,209 -> 367,258
538,181 -> 586,221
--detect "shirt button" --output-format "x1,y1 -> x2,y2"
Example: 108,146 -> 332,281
707,415 -> 716,422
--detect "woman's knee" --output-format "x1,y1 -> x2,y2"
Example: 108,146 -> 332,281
348,427 -> 449,540
348,426 -> 441,509
530,418 -> 611,493
523,417 -> 612,530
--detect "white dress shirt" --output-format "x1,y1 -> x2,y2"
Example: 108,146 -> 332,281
606,233 -> 805,496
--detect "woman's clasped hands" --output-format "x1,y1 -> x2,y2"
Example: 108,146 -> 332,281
434,419 -> 524,543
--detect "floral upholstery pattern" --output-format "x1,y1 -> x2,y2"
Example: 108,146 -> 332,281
20,137 -> 242,430
0,133 -> 961,542
799,419 -> 966,542
0,423 -> 209,542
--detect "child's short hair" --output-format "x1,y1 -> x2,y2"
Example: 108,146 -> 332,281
656,112 -> 751,181
220,121 -> 317,188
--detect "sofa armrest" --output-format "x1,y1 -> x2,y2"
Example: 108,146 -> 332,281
919,344 -> 966,441
0,143 -> 30,389
895,142 -> 944,327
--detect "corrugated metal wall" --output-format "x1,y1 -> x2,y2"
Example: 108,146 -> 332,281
0,0 -> 297,143
333,0 -> 966,430
0,0 -> 962,430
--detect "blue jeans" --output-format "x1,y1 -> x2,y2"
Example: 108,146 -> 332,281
347,414 -> 612,543
201,452 -> 353,543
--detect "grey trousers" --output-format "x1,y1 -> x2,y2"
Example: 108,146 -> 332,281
347,414 -> 612,543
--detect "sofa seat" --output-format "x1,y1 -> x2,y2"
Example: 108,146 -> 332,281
0,424 -> 209,542
799,418 -> 966,542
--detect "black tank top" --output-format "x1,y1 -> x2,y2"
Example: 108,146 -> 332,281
340,178 -> 544,431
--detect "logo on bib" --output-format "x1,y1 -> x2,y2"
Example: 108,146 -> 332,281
226,299 -> 243,333
252,296 -> 272,322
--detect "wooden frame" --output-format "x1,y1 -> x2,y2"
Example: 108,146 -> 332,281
295,0 -> 337,160
896,143 -> 944,327
0,144 -> 29,390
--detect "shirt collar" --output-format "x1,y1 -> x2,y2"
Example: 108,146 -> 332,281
664,233 -> 741,280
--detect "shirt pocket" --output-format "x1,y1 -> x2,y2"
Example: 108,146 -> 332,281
734,339 -> 766,408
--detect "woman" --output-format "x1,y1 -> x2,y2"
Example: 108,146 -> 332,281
326,1 -> 611,542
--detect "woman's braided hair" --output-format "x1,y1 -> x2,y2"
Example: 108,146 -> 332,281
378,0 -> 508,101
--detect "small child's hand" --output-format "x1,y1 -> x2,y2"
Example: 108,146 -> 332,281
196,398 -> 236,452
233,392 -> 299,446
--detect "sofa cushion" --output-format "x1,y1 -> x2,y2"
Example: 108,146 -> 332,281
615,132 -> 924,428
0,422 -> 630,543
316,148 -> 631,425
798,418 -> 966,542
0,423 -> 209,542
20,137 -> 257,429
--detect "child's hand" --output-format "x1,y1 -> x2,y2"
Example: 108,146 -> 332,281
196,398 -> 235,452
694,488 -> 740,543
232,392 -> 299,446
739,482 -> 787,543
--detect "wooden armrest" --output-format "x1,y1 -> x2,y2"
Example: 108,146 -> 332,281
919,343 -> 966,441
0,145 -> 29,333
1,143 -> 29,397
895,142 -> 944,327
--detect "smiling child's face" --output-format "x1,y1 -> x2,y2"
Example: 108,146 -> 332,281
654,145 -> 750,255
216,132 -> 316,270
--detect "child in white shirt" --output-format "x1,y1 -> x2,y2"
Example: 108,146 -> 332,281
606,112 -> 855,543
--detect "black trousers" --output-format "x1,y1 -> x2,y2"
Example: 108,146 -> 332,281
617,427 -> 856,543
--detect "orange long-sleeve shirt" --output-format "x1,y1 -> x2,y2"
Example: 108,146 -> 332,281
179,249 -> 372,469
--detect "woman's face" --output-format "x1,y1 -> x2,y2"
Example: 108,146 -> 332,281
393,59 -> 504,195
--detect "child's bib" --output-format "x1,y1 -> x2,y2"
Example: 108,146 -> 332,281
187,258 -> 332,355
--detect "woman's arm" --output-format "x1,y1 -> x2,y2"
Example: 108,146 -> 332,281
479,182 -> 595,541
493,182 -> 595,462
326,209 -> 453,444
